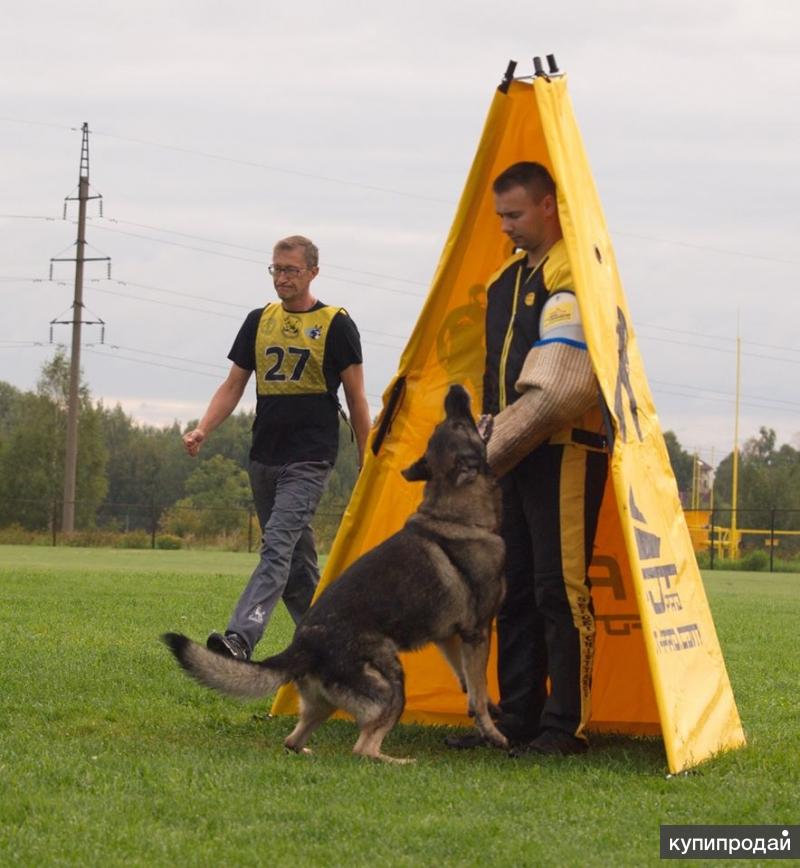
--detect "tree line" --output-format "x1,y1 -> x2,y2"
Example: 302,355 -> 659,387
0,351 -> 358,548
664,427 -> 800,528
1,351 -> 798,547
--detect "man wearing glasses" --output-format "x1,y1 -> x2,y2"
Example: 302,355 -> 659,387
183,235 -> 371,660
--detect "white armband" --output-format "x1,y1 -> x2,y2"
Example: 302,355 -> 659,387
538,291 -> 586,348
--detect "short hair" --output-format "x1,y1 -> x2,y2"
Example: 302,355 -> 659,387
273,235 -> 319,269
492,162 -> 556,202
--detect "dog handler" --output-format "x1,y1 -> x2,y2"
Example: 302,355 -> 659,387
448,162 -> 609,755
182,235 -> 371,660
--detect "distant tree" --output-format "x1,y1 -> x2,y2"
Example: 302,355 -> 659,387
663,430 -> 694,496
0,381 -> 21,435
314,418 -> 360,551
183,409 -> 254,469
98,406 -> 194,530
161,454 -> 250,537
714,428 -> 800,548
0,351 -> 107,529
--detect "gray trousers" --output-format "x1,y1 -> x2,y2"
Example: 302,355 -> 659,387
226,459 -> 332,653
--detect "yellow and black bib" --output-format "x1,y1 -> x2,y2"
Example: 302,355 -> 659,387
255,303 -> 342,397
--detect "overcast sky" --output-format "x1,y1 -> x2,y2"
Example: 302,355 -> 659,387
2,0 -> 798,466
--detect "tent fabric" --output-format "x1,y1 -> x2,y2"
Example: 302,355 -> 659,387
272,73 -> 745,773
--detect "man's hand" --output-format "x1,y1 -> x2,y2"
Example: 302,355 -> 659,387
477,414 -> 493,444
183,428 -> 206,457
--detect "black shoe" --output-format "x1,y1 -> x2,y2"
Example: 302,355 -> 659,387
444,731 -> 488,750
511,728 -> 588,757
206,631 -> 250,660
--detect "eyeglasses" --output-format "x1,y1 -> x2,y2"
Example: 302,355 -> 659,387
268,265 -> 307,278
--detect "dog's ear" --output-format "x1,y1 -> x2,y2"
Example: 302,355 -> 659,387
401,455 -> 431,482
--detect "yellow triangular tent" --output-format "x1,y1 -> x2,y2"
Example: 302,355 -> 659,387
273,66 -> 746,773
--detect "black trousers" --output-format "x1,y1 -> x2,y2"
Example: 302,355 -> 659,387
496,443 -> 608,741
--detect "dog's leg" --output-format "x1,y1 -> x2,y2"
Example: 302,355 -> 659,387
352,686 -> 413,765
461,632 -> 509,750
338,656 -> 414,764
435,635 -> 467,693
284,681 -> 335,755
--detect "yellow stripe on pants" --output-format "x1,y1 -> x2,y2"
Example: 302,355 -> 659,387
559,445 -> 595,738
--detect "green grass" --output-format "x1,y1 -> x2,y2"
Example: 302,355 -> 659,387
1,545 -> 797,867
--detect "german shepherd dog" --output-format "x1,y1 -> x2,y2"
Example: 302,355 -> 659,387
162,385 -> 507,763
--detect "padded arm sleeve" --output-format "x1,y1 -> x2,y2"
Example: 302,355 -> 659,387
486,341 -> 598,477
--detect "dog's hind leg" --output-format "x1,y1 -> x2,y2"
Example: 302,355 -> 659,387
435,635 -> 467,693
461,631 -> 509,750
283,680 -> 335,755
336,655 -> 413,764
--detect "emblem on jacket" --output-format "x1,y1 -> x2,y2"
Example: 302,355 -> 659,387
282,316 -> 301,338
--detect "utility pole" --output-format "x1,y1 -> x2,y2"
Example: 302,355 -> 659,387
730,320 -> 742,560
50,123 -> 109,533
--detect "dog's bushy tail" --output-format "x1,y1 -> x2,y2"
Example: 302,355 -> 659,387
162,633 -> 303,700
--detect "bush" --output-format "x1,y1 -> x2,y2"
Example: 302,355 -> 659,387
701,549 -> 772,572
118,530 -> 151,549
61,529 -> 121,548
0,524 -> 50,545
737,549 -> 770,572
155,534 -> 182,550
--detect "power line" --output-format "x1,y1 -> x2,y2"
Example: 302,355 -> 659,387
638,323 -> 800,357
89,278 -> 410,343
80,221 -> 429,298
1,119 -> 798,269
97,344 -> 229,371
639,334 -> 800,367
615,230 -> 800,267
650,379 -> 800,410
7,270 -> 799,359
89,128 -> 454,205
82,345 -> 386,402
94,217 -> 430,287
651,384 -> 799,415
83,347 -> 222,379
88,284 -> 407,351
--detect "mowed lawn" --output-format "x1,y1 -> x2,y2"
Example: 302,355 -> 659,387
1,545 -> 797,867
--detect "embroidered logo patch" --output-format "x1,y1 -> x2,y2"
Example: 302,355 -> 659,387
306,325 -> 323,340
282,316 -> 301,338
248,605 -> 265,624
542,301 -> 575,330
524,292 -> 535,307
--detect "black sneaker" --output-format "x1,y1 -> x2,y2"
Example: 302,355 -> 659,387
206,631 -> 250,660
511,728 -> 588,757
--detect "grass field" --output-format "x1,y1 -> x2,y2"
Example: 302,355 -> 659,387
1,545 -> 797,866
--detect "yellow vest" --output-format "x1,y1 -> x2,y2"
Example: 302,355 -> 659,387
254,303 -> 342,397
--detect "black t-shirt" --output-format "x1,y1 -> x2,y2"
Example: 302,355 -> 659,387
229,301 -> 363,465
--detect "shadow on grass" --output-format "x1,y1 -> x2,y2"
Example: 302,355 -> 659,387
184,711 -> 670,774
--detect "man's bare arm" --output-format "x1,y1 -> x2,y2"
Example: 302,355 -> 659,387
340,363 -> 372,468
183,363 -> 252,456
